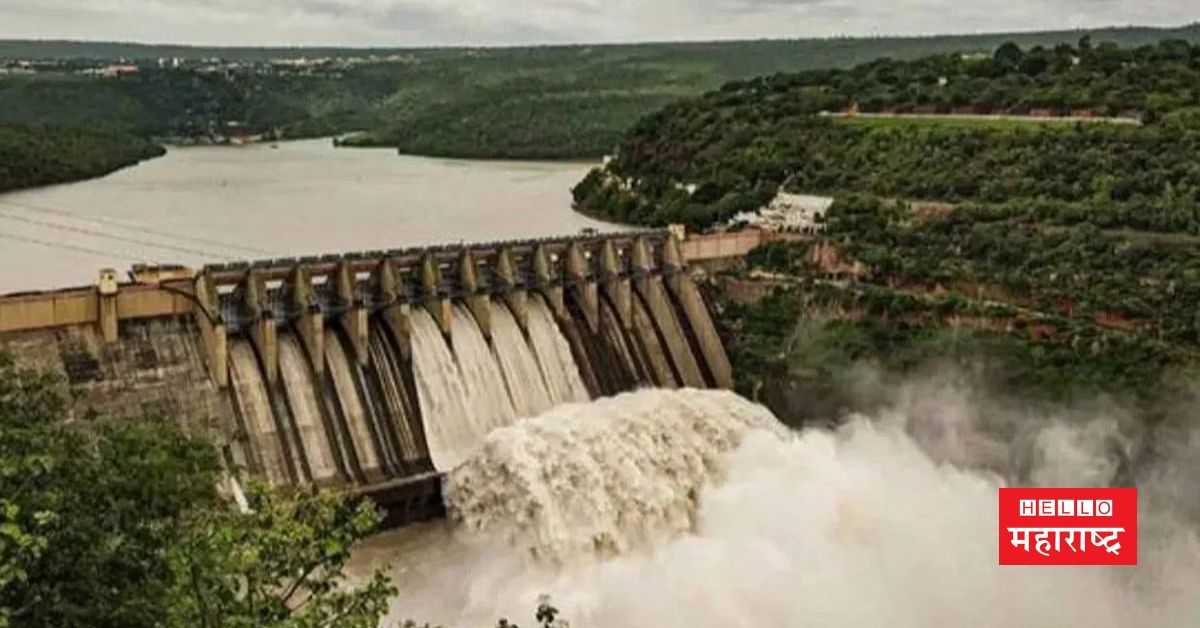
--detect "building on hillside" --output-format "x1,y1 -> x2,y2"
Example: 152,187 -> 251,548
730,192 -> 832,235
81,64 -> 139,77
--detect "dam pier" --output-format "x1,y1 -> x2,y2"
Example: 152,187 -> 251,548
0,230 -> 741,524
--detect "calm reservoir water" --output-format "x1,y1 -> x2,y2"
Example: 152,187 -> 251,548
0,139 -> 614,293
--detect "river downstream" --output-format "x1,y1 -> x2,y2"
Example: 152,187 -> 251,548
0,139 -> 614,293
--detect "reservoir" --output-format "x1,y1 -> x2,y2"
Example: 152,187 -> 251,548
0,139 -> 613,293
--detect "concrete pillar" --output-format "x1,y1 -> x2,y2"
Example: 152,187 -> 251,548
632,236 -> 706,388
420,253 -> 452,335
533,244 -> 602,397
631,295 -> 679,388
667,223 -> 687,243
377,258 -> 400,306
458,249 -> 491,337
600,240 -> 633,329
287,265 -> 324,376
662,235 -> 734,389
376,260 -> 408,350
243,270 -> 278,385
335,263 -> 369,365
495,247 -> 529,331
566,242 -> 600,333
532,245 -> 565,318
194,272 -> 228,387
97,268 -> 119,344
374,260 -> 431,476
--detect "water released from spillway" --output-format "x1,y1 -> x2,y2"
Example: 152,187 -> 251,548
409,308 -> 478,472
352,386 -> 1200,628
450,304 -> 517,434
446,388 -> 781,562
410,299 -> 593,472
526,295 -> 590,406
489,301 -> 554,419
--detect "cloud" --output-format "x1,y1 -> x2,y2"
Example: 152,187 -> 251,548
0,0 -> 1195,46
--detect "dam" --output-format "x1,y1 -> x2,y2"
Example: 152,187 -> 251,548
0,229 -> 734,523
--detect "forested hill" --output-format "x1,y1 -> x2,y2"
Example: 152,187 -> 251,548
2,24 -> 1199,160
0,124 -> 165,193
572,39 -> 1200,229
3,23 -> 1199,62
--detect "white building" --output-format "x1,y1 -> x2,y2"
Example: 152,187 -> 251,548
730,192 -> 832,235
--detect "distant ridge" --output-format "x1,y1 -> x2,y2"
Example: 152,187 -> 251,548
2,22 -> 1199,61
4,22 -> 1199,161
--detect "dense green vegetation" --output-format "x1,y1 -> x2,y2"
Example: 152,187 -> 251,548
573,39 -> 1200,228
0,350 -> 577,628
0,123 -> 164,192
3,24 -> 1199,160
0,353 -> 394,628
0,70 -> 378,140
719,194 -> 1200,426
572,39 -> 1200,422
831,195 -> 1200,343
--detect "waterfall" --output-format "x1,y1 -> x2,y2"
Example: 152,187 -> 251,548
221,291 -> 648,482
526,295 -> 590,406
406,302 -> 596,472
488,301 -> 554,419
228,340 -> 290,485
278,334 -> 340,485
374,389 -> 1200,628
324,331 -> 384,482
409,308 -> 483,471
450,304 -> 517,432
444,388 -> 782,563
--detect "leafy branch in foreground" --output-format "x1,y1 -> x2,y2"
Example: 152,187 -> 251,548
170,483 -> 394,628
0,352 -> 393,628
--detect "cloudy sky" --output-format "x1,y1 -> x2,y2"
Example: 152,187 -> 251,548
1,0 -> 1197,47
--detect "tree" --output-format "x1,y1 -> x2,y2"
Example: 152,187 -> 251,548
0,353 -> 393,628
0,352 -> 217,628
168,484 -> 394,628
993,42 -> 1025,72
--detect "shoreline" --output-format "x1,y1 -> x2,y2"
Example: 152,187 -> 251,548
0,146 -> 165,197
163,134 -> 604,166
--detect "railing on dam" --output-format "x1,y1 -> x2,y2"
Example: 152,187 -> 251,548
0,227 -> 764,338
0,229 -> 738,525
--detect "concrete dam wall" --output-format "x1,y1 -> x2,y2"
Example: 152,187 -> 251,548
0,231 -> 733,523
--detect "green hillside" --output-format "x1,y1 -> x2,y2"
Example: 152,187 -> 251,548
722,192 -> 1200,425
2,24 -> 1198,159
0,123 -> 164,193
573,39 -> 1200,228
559,37 -> 1200,422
